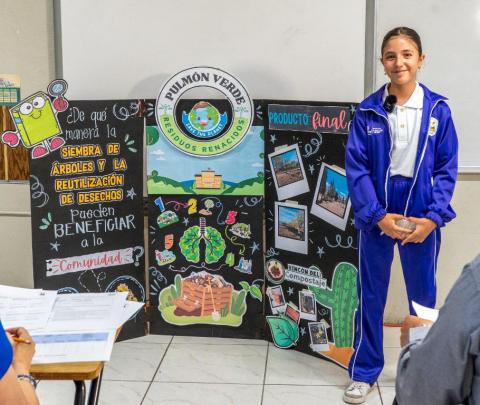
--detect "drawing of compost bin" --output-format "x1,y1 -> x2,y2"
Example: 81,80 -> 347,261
309,261 -> 358,368
158,272 -> 247,326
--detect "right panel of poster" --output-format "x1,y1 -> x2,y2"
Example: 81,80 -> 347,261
264,101 -> 358,368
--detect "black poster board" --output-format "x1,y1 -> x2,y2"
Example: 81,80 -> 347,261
264,101 -> 358,368
146,99 -> 266,339
29,100 -> 146,340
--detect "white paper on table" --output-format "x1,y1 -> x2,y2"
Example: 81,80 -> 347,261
114,301 -> 144,328
412,301 -> 439,322
31,329 -> 116,364
0,285 -> 44,297
0,285 -> 44,319
0,287 -> 57,331
47,292 -> 128,332
409,326 -> 431,343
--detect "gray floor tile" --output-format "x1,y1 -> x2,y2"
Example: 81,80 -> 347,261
143,382 -> 263,405
103,342 -> 168,381
378,347 -> 401,386
99,381 -> 149,405
263,384 -> 382,405
37,380 -> 81,405
379,386 -> 396,405
155,343 -> 267,384
265,344 -> 349,386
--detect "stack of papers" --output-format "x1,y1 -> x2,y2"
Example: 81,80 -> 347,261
0,285 -> 144,364
409,301 -> 439,343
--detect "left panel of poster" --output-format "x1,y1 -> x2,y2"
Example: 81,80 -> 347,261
29,100 -> 146,340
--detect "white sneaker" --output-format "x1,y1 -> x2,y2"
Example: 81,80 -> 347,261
343,381 -> 372,404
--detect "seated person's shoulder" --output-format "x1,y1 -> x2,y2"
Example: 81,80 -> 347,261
464,255 -> 480,291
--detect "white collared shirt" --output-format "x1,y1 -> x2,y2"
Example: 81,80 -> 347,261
383,82 -> 424,178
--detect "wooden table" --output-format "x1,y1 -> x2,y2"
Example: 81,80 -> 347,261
31,360 -> 105,405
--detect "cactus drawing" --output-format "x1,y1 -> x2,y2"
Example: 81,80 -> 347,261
309,262 -> 358,348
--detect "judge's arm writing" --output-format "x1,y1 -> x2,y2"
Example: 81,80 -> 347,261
0,327 -> 39,405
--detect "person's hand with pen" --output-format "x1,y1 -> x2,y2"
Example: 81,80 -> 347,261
0,325 -> 40,405
6,327 -> 36,376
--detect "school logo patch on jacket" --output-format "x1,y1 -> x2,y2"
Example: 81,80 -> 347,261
428,117 -> 438,136
367,126 -> 383,135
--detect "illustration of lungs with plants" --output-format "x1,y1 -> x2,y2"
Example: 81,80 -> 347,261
179,218 -> 226,264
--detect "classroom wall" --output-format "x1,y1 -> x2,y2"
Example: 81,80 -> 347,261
0,0 -> 55,288
0,0 -> 479,323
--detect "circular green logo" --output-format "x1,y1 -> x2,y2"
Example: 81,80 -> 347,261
156,67 -> 253,157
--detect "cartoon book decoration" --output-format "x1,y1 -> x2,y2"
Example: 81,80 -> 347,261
1,79 -> 68,159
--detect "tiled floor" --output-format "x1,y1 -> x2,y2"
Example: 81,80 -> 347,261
36,327 -> 400,405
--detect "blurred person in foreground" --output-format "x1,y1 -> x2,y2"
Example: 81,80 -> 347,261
395,255 -> 480,405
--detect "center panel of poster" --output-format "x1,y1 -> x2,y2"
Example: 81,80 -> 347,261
147,99 -> 266,339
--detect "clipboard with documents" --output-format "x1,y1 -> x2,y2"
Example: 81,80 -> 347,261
0,285 -> 143,364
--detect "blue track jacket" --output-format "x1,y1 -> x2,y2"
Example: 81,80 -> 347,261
346,83 -> 458,231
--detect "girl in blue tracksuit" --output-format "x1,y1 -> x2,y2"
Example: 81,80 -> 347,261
343,27 -> 458,404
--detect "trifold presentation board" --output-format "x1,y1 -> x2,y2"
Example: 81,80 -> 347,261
22,76 -> 358,364
28,100 -> 146,340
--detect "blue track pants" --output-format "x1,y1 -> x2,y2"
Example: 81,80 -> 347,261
348,176 -> 441,384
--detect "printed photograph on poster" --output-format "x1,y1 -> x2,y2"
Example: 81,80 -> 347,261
299,290 -> 317,321
311,163 -> 351,231
267,285 -> 286,315
265,259 -> 285,284
308,321 -> 329,352
285,303 -> 301,324
275,201 -> 308,254
268,144 -> 309,200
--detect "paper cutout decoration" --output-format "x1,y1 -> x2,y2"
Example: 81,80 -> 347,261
311,163 -> 351,231
155,67 -> 253,158
179,218 -> 226,263
147,124 -> 265,196
268,104 -> 350,134
266,285 -> 287,315
274,201 -> 308,255
1,79 -> 68,159
158,272 -> 247,326
265,259 -> 285,284
308,262 -> 358,367
308,321 -> 329,352
268,144 -> 309,200
266,303 -> 301,349
157,210 -> 179,229
299,290 -> 317,321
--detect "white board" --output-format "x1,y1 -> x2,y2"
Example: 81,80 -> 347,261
375,0 -> 480,171
59,0 -> 365,102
